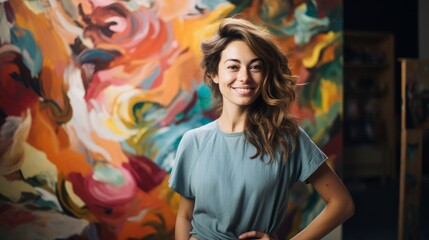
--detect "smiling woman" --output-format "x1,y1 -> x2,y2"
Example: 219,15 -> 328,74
213,40 -> 263,111
169,17 -> 354,240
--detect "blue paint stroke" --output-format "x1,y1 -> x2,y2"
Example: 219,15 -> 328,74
10,26 -> 42,77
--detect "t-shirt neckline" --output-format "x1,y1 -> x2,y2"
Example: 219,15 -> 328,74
215,120 -> 244,137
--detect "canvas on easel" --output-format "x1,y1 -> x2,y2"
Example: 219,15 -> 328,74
399,58 -> 429,240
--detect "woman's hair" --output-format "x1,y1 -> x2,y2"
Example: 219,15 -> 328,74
200,17 -> 299,162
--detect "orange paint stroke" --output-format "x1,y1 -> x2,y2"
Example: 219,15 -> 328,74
11,1 -> 72,121
26,102 -> 91,176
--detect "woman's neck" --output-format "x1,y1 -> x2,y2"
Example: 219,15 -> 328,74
217,107 -> 248,133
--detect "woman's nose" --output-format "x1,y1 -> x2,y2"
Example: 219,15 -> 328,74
238,68 -> 250,82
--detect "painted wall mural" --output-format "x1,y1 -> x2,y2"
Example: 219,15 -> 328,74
0,0 -> 343,239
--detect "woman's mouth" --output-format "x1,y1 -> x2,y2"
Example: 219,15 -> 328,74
232,87 -> 255,95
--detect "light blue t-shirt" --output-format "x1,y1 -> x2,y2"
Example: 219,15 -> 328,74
169,121 -> 327,239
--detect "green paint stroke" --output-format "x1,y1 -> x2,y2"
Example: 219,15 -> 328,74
93,163 -> 125,187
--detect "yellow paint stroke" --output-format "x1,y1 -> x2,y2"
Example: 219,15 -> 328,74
315,78 -> 342,115
56,173 -> 91,219
302,31 -> 339,68
20,143 -> 58,189
171,4 -> 235,58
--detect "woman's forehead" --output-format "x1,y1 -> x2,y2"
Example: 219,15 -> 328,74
220,40 -> 259,62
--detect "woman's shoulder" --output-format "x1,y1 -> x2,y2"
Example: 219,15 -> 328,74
184,120 -> 217,137
180,120 -> 218,146
294,126 -> 325,152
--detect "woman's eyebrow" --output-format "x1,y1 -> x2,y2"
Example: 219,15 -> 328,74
224,58 -> 240,63
224,58 -> 262,64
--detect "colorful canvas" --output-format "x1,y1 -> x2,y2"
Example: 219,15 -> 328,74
0,0 -> 343,239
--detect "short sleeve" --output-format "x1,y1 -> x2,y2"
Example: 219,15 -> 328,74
168,132 -> 197,199
296,128 -> 328,183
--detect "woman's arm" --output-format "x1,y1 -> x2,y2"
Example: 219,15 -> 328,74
176,196 -> 195,240
291,162 -> 355,240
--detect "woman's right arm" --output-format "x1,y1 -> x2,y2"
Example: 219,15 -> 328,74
175,196 -> 195,240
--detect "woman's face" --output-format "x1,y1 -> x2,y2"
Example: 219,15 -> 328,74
213,40 -> 264,110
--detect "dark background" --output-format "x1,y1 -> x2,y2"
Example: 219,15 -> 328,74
342,1 -> 428,239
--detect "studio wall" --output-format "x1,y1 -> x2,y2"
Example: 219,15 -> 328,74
0,0 -> 343,239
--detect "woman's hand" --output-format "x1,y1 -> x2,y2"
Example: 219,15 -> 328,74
239,231 -> 277,240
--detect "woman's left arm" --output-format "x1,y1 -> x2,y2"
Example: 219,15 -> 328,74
291,162 -> 355,240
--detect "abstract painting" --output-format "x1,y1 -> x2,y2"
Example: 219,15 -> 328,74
0,0 -> 343,239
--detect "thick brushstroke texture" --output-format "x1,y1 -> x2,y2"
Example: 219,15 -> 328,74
10,1 -> 72,123
0,47 -> 40,116
0,112 -> 30,175
9,27 -> 42,77
68,165 -> 139,228
124,154 -> 167,192
0,0 -> 343,239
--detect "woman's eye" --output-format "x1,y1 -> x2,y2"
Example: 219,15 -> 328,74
250,65 -> 262,72
227,65 -> 239,70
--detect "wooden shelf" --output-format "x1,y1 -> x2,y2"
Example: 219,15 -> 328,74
347,90 -> 387,98
343,31 -> 396,180
344,62 -> 389,69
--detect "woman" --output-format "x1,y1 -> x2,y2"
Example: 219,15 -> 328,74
169,17 -> 354,240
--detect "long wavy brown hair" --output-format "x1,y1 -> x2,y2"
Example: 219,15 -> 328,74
200,17 -> 299,162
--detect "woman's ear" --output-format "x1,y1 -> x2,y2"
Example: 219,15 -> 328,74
212,74 -> 219,84
210,73 -> 219,84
